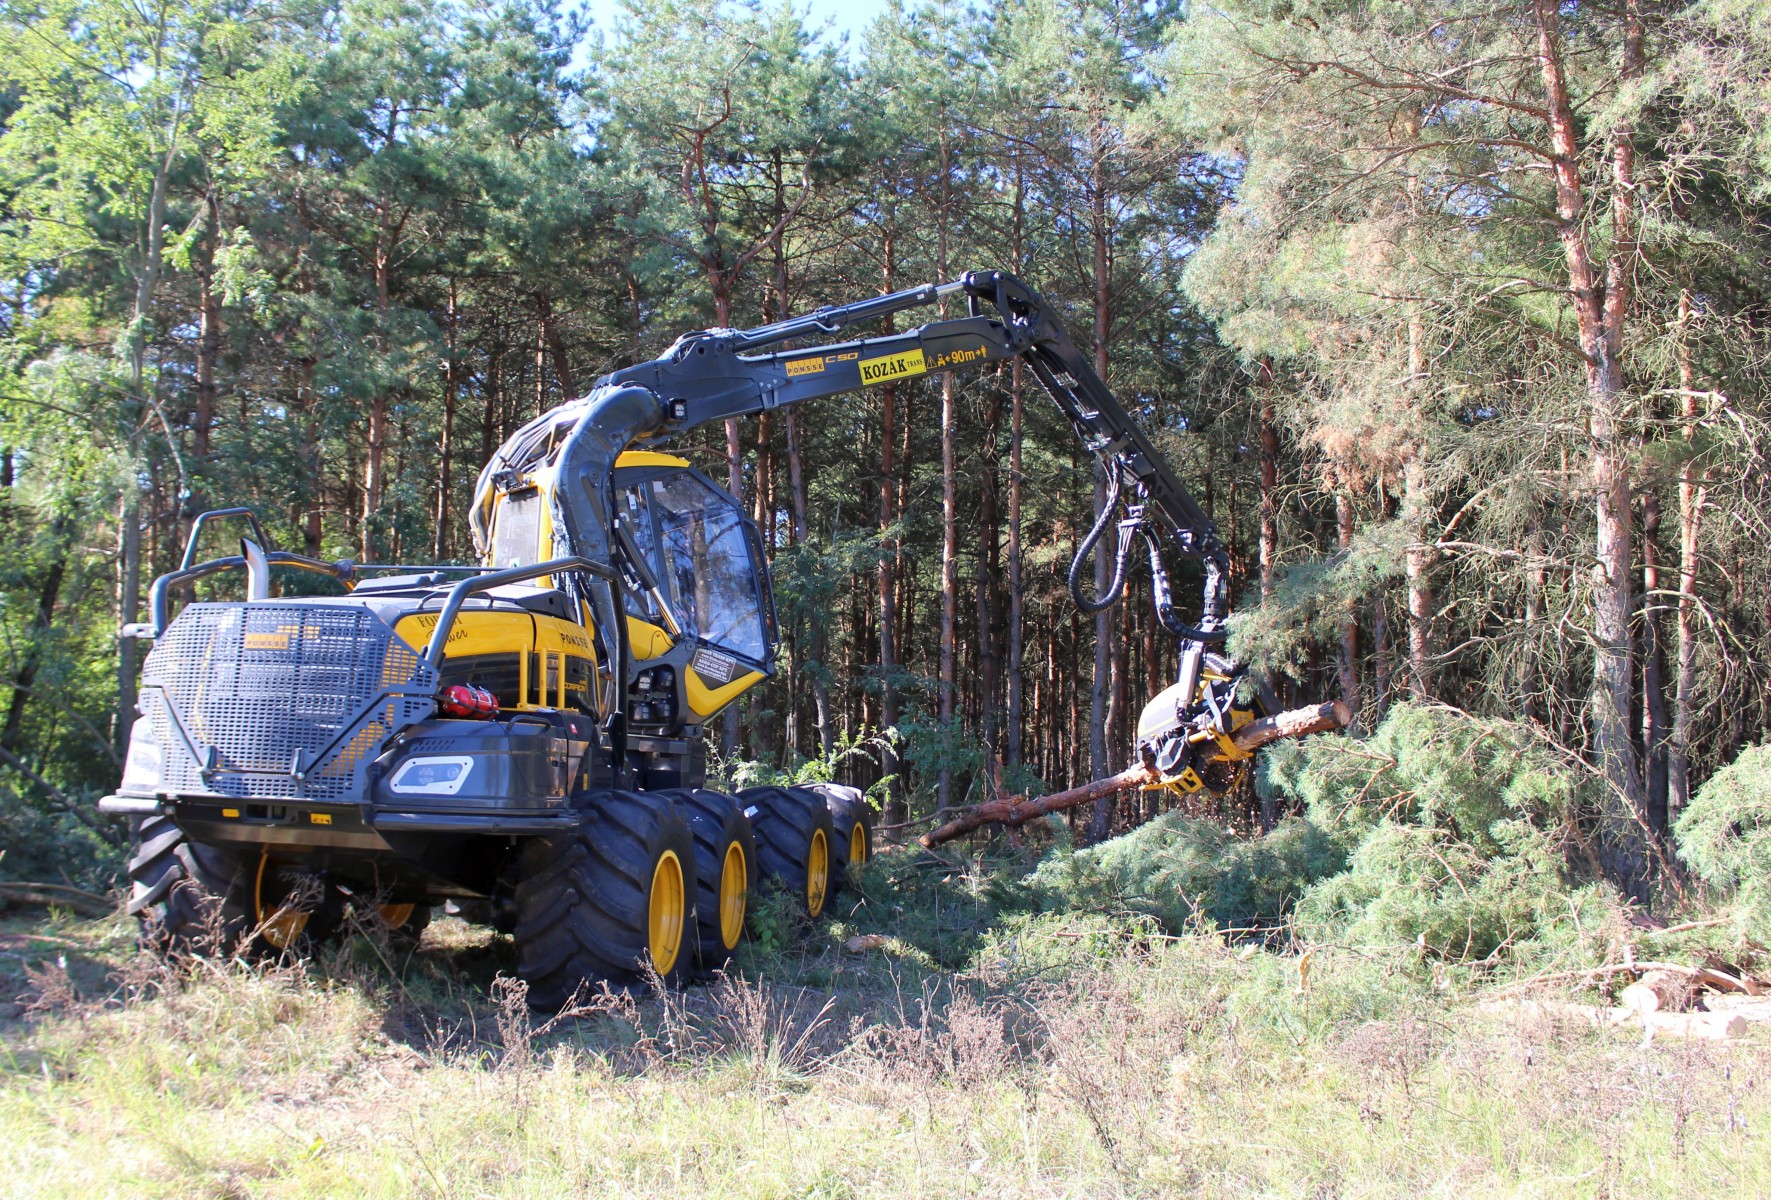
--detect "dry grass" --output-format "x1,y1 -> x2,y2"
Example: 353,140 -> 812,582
2,859 -> 1768,1199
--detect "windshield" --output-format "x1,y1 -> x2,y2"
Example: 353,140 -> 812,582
623,472 -> 770,666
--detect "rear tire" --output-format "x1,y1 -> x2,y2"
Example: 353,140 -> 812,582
668,789 -> 755,972
798,783 -> 874,881
513,790 -> 697,1009
739,785 -> 835,920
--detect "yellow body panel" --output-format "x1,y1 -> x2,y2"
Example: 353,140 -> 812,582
393,607 -> 599,714
614,450 -> 690,469
684,665 -> 763,720
626,616 -> 675,661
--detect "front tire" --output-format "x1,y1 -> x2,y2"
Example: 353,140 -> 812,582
128,813 -> 253,953
512,790 -> 697,1009
739,785 -> 835,920
128,815 -> 338,957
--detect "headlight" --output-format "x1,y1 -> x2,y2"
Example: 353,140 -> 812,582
387,756 -> 474,796
120,730 -> 162,790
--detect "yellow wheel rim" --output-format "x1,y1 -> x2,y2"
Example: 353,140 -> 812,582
254,853 -> 310,950
648,849 -> 686,975
718,842 -> 747,950
849,822 -> 868,866
806,828 -> 829,918
379,902 -> 415,930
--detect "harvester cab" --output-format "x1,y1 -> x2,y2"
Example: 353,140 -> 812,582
102,270 -> 1261,1005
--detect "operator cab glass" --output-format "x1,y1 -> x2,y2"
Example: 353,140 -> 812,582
618,466 -> 776,672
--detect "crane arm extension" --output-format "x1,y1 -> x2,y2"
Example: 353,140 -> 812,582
509,270 -> 1229,643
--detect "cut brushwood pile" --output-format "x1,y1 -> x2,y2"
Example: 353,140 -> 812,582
920,700 -> 1350,847
1483,958 -> 1771,1041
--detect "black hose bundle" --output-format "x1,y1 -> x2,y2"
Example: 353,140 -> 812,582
1067,467 -> 1140,614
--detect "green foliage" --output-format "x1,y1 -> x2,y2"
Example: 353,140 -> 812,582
1294,821 -> 1603,965
712,725 -> 894,796
1675,742 -> 1771,934
1028,811 -> 1346,934
736,880 -> 800,957
1275,706 -> 1619,970
0,805 -> 115,895
1263,704 -> 1581,853
1025,706 -> 1622,975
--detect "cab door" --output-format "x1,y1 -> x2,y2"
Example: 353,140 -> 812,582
613,457 -> 777,725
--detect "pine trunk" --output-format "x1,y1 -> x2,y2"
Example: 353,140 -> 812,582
434,279 -> 459,560
1535,0 -> 1649,887
1336,489 -> 1360,718
1670,290 -> 1705,819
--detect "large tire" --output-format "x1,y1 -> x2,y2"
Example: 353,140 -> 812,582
512,790 -> 697,1009
796,783 -> 874,880
739,785 -> 835,920
667,789 -> 755,972
128,813 -> 253,953
128,815 -> 338,957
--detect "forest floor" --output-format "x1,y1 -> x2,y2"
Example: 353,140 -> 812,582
1,848 -> 1767,1199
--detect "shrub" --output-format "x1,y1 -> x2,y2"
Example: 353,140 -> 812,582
1293,818 -> 1588,964
1027,705 -> 1621,974
1027,809 -> 1346,934
1262,703 -> 1579,850
1275,705 -> 1621,970
1675,742 -> 1771,934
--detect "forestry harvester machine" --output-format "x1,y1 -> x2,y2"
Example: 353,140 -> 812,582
101,271 -> 1273,1006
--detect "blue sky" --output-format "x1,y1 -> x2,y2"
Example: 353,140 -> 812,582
574,0 -> 900,51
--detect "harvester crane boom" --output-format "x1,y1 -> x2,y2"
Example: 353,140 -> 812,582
470,270 -> 1240,781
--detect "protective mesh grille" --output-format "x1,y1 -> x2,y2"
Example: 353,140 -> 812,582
142,604 -> 436,800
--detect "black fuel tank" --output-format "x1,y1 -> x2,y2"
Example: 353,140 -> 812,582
374,715 -> 594,813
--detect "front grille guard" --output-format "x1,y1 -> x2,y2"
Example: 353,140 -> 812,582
141,604 -> 441,802
127,539 -> 630,803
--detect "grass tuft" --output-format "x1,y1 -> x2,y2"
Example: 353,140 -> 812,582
3,850 -> 1767,1197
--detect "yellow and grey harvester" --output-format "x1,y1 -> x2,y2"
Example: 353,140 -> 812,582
102,271 -> 1253,1006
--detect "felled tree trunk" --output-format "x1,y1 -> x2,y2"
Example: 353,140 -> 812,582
920,701 -> 1350,847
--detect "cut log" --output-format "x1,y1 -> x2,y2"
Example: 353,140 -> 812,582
919,762 -> 1158,848
1640,1010 -> 1748,1040
1206,700 -> 1352,761
0,881 -> 112,919
1621,969 -> 1696,1014
918,700 -> 1351,848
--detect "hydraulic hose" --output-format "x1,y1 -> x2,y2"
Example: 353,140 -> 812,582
1145,531 -> 1231,643
1068,467 -> 1138,614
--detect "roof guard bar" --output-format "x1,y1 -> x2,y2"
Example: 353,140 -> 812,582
141,550 -> 359,638
419,555 -> 621,670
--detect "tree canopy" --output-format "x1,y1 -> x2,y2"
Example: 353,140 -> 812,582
1,0 -> 1768,900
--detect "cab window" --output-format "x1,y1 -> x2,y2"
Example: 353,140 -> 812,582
623,471 -> 771,667
490,488 -> 542,567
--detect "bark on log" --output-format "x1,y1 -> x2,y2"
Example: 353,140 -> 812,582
919,701 -> 1351,848
919,762 -> 1158,848
0,881 -> 113,918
